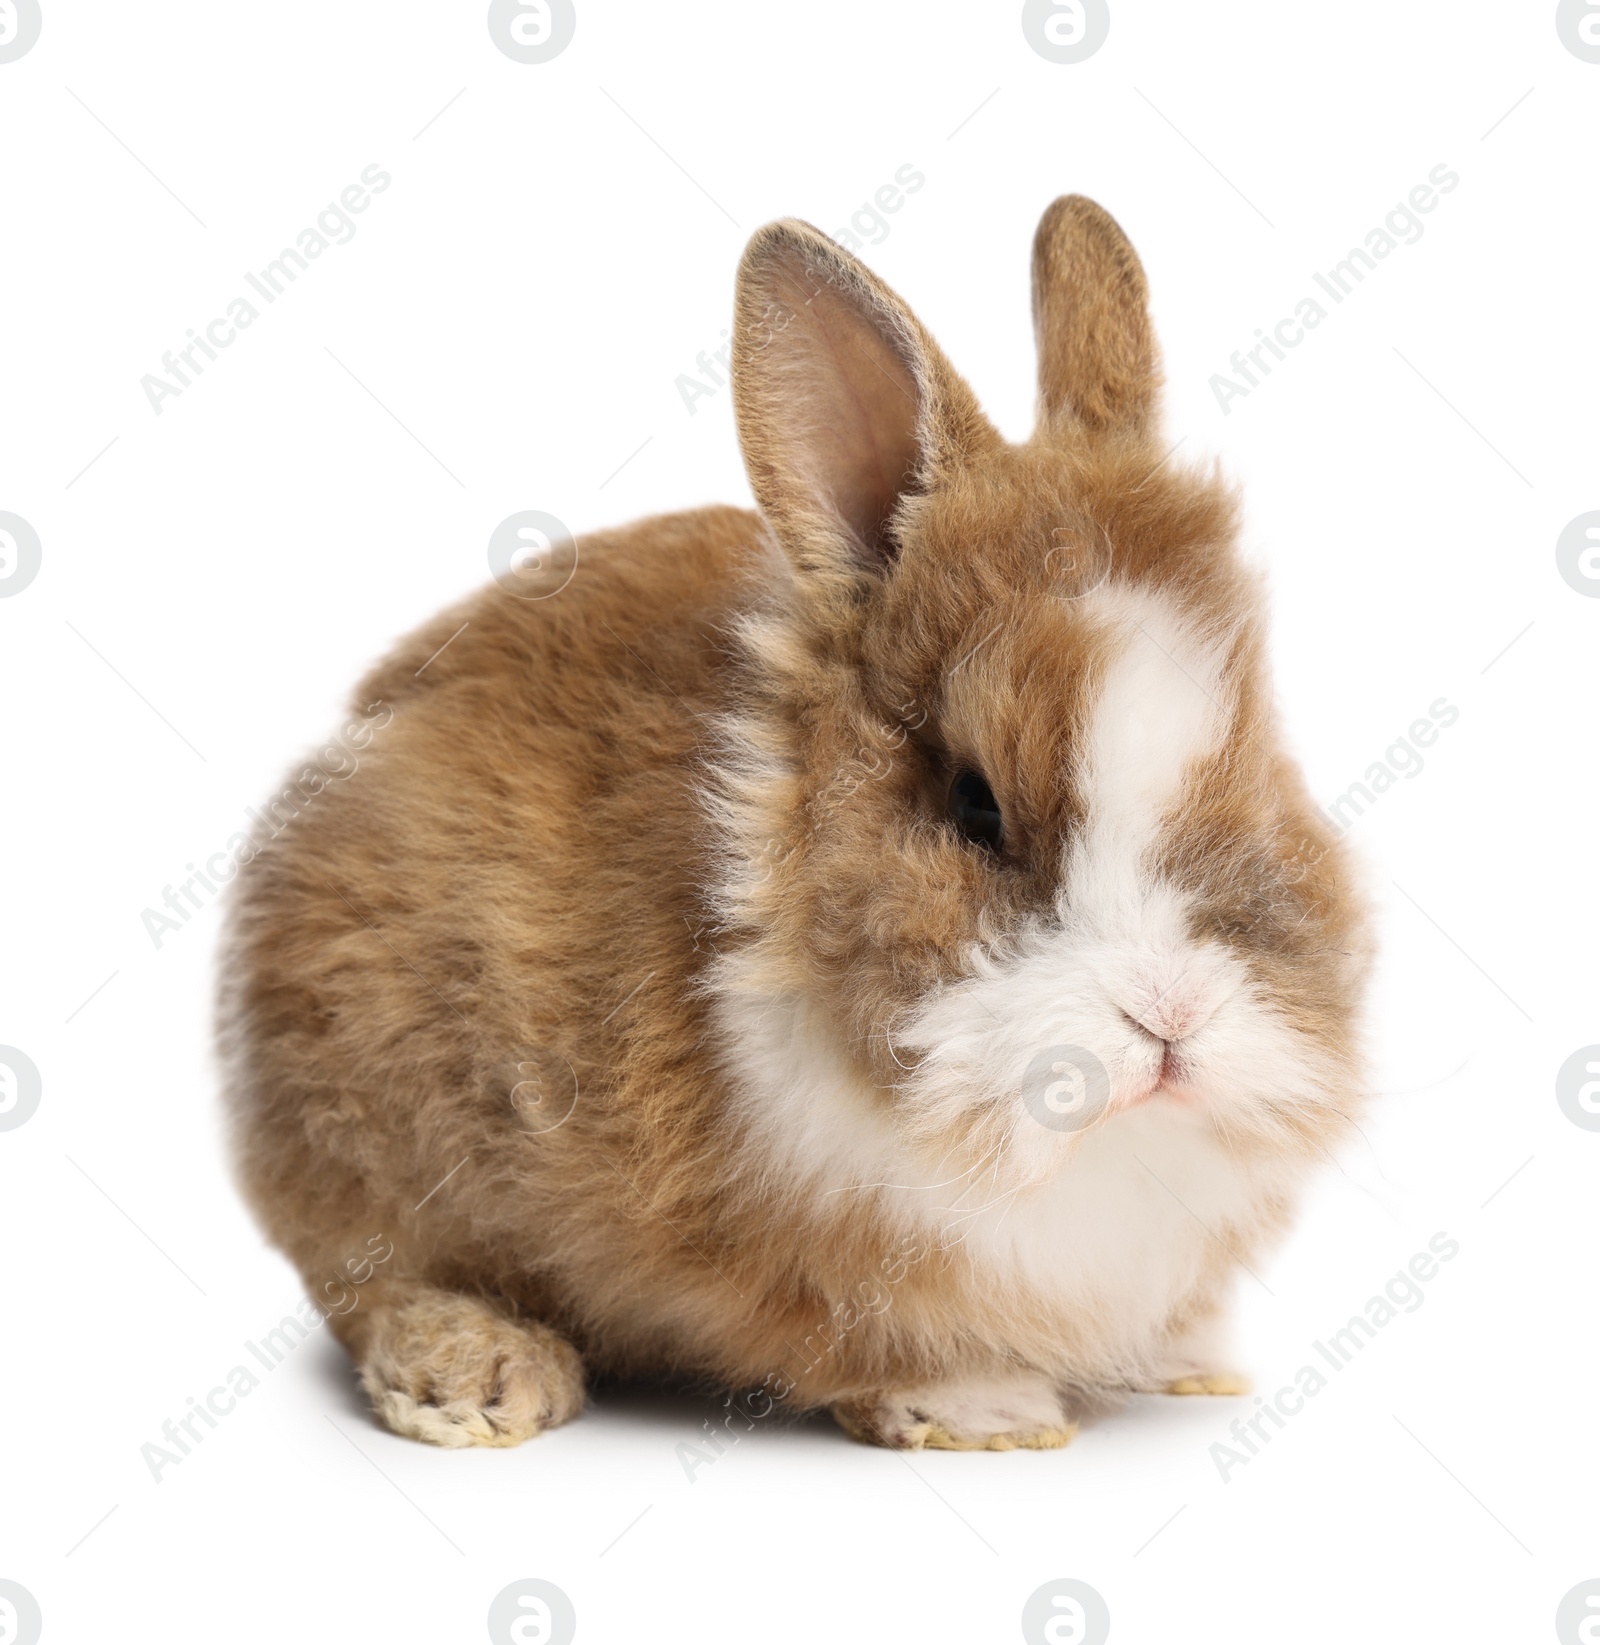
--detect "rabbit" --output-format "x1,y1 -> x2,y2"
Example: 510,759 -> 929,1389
218,195 -> 1371,1452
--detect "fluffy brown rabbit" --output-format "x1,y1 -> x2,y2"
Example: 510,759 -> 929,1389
219,196 -> 1371,1451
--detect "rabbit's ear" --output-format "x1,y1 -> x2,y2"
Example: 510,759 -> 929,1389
733,219 -> 998,585
1031,196 -> 1160,438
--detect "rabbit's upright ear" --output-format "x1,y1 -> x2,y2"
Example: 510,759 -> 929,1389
733,220 -> 998,586
1031,196 -> 1160,438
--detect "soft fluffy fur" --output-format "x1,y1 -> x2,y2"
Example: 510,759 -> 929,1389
219,197 -> 1371,1451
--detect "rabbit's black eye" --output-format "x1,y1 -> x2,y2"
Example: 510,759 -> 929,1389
949,770 -> 1003,853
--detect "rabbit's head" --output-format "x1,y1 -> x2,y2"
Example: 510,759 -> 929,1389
711,198 -> 1370,1193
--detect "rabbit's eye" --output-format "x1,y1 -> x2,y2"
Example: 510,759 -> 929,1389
949,770 -> 1003,853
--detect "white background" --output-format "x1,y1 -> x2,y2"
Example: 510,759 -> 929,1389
2,3 -> 1596,1642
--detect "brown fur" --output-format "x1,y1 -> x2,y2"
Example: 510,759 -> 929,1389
219,198 -> 1370,1447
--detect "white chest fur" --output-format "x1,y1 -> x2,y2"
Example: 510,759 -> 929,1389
716,987 -> 1277,1381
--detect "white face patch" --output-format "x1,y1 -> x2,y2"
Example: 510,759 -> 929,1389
1078,582 -> 1230,842
1063,582 -> 1231,966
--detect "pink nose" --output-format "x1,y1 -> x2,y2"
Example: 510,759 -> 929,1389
1122,994 -> 1210,1043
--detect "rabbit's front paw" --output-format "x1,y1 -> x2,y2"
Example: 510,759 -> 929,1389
357,1288 -> 585,1448
834,1373 -> 1076,1452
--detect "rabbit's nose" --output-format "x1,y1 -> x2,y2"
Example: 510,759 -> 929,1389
1119,991 -> 1215,1044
